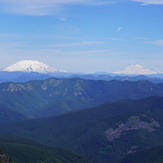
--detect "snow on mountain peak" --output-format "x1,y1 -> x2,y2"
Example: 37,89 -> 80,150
3,60 -> 65,73
114,64 -> 157,75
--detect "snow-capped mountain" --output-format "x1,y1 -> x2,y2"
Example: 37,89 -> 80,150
114,64 -> 157,75
2,60 -> 65,74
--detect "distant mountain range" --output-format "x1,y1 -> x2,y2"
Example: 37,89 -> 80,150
2,61 -> 160,75
0,60 -> 162,84
70,74 -> 163,83
2,60 -> 66,74
0,60 -> 73,83
114,64 -> 158,75
0,60 -> 163,83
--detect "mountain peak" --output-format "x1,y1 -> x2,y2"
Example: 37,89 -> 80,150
114,64 -> 157,75
2,60 -> 65,74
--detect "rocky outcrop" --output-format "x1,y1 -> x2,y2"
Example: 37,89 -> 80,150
0,153 -> 12,163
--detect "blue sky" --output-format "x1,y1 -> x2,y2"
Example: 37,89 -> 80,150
0,0 -> 163,73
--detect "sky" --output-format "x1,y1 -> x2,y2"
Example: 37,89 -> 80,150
0,0 -> 163,73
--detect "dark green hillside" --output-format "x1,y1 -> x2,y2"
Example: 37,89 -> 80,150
0,135 -> 91,163
1,96 -> 163,162
0,78 -> 163,119
120,145 -> 163,163
0,103 -> 28,123
0,96 -> 162,139
34,109 -> 163,163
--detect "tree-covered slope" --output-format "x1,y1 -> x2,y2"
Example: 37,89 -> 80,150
1,78 -> 163,119
120,145 -> 163,163
0,103 -> 28,124
0,135 -> 91,163
0,96 -> 163,162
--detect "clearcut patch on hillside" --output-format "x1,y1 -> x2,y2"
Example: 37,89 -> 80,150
105,115 -> 161,141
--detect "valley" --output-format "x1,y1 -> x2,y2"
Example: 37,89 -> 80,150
0,92 -> 163,162
0,75 -> 163,162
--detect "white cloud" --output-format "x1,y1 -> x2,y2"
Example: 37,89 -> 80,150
147,39 -> 163,46
0,39 -> 105,51
0,42 -> 25,49
0,33 -> 20,38
58,17 -> 67,21
117,27 -> 122,32
64,49 -> 111,55
0,0 -> 115,16
131,0 -> 163,5
133,37 -> 149,40
46,41 -> 105,48
1,0 -> 162,16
